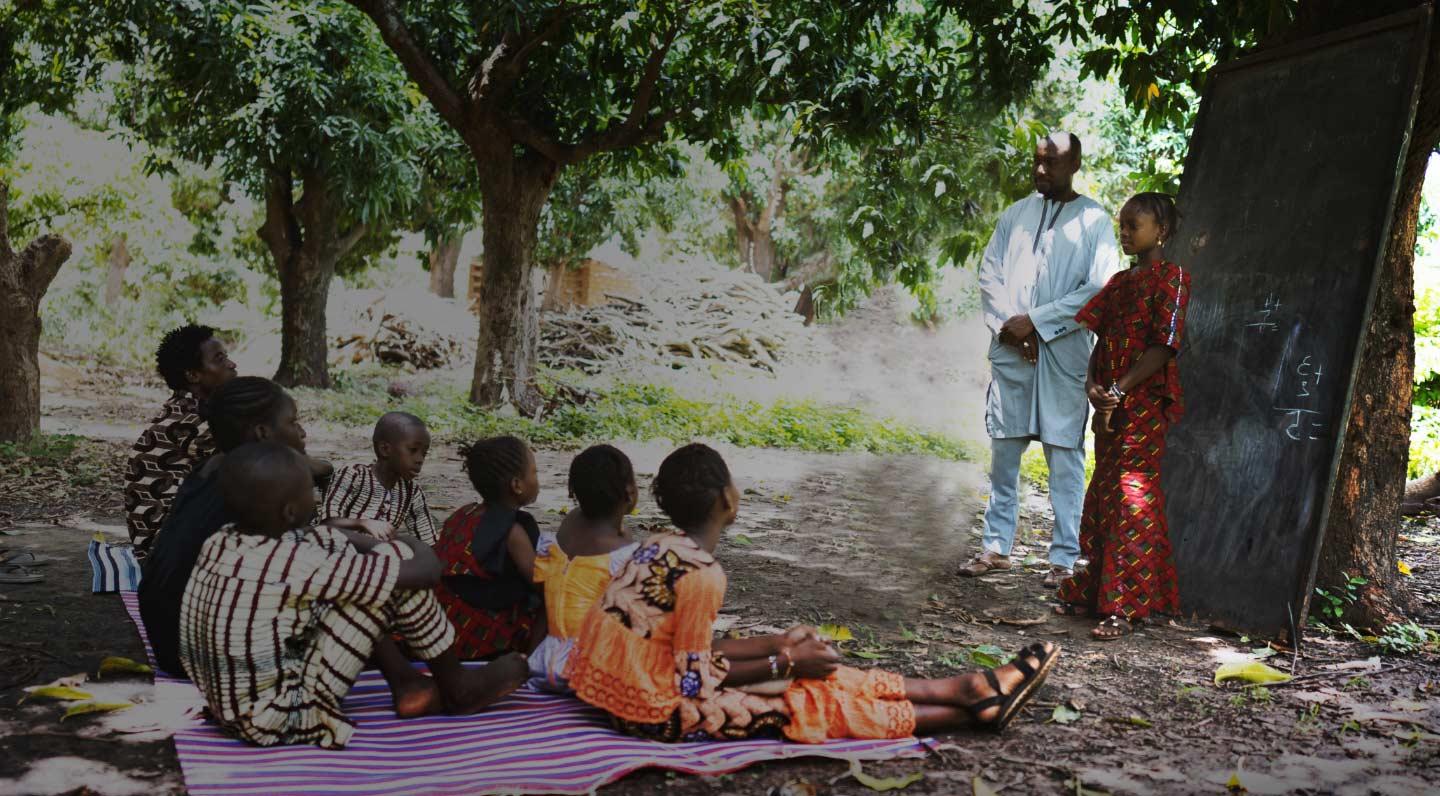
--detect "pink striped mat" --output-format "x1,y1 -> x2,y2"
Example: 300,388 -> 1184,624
119,592 -> 932,795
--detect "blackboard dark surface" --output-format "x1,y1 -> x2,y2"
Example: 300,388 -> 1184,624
1164,9 -> 1430,637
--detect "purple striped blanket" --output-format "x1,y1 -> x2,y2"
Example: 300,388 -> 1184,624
119,592 -> 932,795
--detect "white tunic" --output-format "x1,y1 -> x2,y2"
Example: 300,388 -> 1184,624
979,193 -> 1120,448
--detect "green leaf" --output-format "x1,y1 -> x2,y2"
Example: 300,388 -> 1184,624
846,759 -> 923,791
730,534 -> 753,546
819,624 -> 854,642
1051,703 -> 1082,724
62,701 -> 134,720
1214,661 -> 1291,685
98,656 -> 154,677
22,685 -> 94,702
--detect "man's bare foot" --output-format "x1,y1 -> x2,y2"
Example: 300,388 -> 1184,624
393,676 -> 444,719
443,652 -> 529,715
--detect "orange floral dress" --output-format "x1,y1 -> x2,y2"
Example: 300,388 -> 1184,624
566,531 -> 916,743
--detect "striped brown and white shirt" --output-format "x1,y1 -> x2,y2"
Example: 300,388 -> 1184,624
321,463 -> 438,545
180,524 -> 398,748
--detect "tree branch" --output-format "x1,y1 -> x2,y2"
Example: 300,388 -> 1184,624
496,114 -> 571,164
509,3 -> 601,68
334,223 -> 369,261
345,0 -> 469,130
20,234 -> 72,303
564,19 -> 686,163
257,169 -> 300,268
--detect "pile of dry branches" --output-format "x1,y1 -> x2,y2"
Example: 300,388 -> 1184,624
539,267 -> 813,375
334,300 -> 465,370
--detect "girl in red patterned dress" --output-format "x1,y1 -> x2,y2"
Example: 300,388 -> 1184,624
433,436 -> 544,659
1055,192 -> 1191,640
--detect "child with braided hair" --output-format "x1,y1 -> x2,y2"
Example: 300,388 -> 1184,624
433,436 -> 545,660
528,444 -> 640,692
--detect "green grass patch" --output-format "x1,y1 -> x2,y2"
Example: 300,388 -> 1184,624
296,379 -> 980,461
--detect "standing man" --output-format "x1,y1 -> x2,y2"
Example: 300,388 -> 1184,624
960,132 -> 1119,586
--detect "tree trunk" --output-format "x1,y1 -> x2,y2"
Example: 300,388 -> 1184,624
427,231 -> 461,298
0,181 -> 72,443
103,233 -> 130,307
1312,3 -> 1440,628
258,169 -> 366,390
727,194 -> 780,281
471,162 -> 555,414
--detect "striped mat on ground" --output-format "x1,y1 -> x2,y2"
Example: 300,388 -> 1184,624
119,592 -> 933,795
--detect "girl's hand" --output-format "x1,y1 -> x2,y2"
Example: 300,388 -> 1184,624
784,637 -> 841,679
1087,382 -> 1118,411
783,625 -> 822,646
1092,410 -> 1115,437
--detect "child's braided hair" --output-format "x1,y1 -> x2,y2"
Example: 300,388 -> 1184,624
568,444 -> 635,519
1125,192 -> 1180,242
461,436 -> 531,503
652,443 -> 732,532
202,376 -> 292,452
155,323 -> 217,392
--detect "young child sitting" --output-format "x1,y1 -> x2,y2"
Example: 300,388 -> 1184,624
568,443 -> 1061,743
433,435 -> 544,660
321,412 -> 438,545
180,441 -> 527,749
529,444 -> 640,692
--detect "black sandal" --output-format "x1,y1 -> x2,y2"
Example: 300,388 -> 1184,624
964,641 -> 1061,733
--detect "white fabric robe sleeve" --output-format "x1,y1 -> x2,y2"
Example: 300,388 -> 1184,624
1028,215 -> 1119,343
978,206 -> 1017,337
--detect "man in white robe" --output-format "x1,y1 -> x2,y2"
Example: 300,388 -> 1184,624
960,133 -> 1119,585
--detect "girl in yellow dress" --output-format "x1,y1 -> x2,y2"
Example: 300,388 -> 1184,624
529,445 -> 640,691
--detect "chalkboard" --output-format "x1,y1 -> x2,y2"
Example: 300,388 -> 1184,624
1164,8 -> 1431,638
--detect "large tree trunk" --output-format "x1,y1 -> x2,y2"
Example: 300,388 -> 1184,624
258,169 -> 366,390
427,231 -> 462,298
1310,1 -> 1440,628
103,233 -> 130,307
470,158 -> 555,414
0,182 -> 72,443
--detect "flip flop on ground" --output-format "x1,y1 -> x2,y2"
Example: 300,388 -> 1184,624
0,564 -> 44,584
958,551 -> 1011,577
1092,615 -> 1134,640
0,551 -> 53,568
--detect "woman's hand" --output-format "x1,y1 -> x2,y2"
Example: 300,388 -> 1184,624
1087,381 -> 1118,411
783,636 -> 840,679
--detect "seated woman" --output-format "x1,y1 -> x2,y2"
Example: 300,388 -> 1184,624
138,376 -> 334,676
124,324 -> 236,552
568,444 -> 1061,743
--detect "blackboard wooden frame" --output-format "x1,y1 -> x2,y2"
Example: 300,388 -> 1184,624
1168,6 -> 1431,639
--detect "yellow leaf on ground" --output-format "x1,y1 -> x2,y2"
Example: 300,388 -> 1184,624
21,685 -> 94,702
819,624 -> 854,642
1397,560 -> 1413,576
1214,661 -> 1291,686
973,776 -> 1001,796
62,701 -> 134,720
98,656 -> 153,678
846,760 -> 923,792
1226,772 -> 1247,792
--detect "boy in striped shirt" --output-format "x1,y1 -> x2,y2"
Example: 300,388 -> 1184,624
180,442 -> 526,749
322,412 -> 439,545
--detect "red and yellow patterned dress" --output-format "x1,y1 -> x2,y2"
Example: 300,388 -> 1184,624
433,503 -> 541,659
566,531 -> 916,744
1057,260 -> 1190,621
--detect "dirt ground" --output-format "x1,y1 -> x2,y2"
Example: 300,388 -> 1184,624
3,371 -> 1440,796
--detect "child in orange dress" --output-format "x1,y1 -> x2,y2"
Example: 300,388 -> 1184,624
567,443 -> 1062,742
529,444 -> 640,692
432,436 -> 544,660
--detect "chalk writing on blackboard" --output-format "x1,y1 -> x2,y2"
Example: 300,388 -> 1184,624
1274,353 -> 1326,441
1245,293 -> 1281,332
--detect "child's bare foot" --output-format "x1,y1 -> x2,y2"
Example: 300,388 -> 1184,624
393,676 -> 444,719
948,642 -> 1060,731
443,652 -> 528,715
